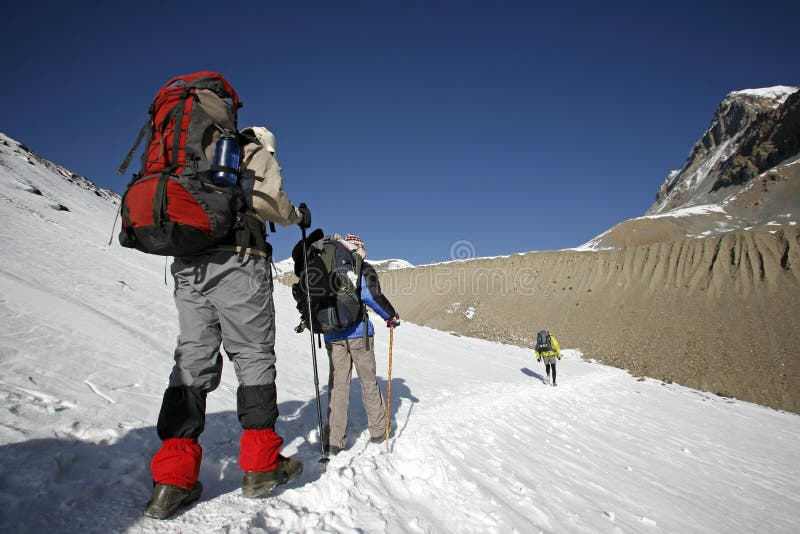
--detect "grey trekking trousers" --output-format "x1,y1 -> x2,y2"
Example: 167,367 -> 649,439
325,336 -> 386,448
157,251 -> 278,439
170,251 -> 276,389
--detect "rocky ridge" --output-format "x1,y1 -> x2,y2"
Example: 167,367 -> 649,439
0,133 -> 118,206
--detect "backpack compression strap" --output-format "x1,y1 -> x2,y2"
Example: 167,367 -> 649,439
117,118 -> 150,175
166,87 -> 192,173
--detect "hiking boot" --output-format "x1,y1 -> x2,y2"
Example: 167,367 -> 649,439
369,434 -> 386,444
144,481 -> 203,520
241,455 -> 303,499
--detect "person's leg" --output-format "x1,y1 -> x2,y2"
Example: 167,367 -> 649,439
146,256 -> 225,518
551,360 -> 557,385
545,363 -> 551,383
209,252 -> 302,497
348,336 -> 386,440
152,256 -> 224,490
325,339 -> 353,449
208,253 -> 283,472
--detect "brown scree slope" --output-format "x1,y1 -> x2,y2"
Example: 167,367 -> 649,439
379,228 -> 800,412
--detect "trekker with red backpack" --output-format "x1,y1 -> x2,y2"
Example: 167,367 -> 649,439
116,72 -> 311,519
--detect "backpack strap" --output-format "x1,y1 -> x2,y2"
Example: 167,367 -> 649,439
117,118 -> 150,175
235,213 -> 267,262
362,306 -> 370,351
354,260 -> 369,350
167,87 -> 192,173
153,174 -> 169,225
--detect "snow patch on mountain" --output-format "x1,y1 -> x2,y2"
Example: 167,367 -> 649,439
642,203 -> 726,219
274,256 -> 414,280
651,136 -> 739,215
572,228 -> 617,251
729,85 -> 798,107
369,258 -> 415,271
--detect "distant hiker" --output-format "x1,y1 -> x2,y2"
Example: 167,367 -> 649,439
535,329 -> 562,386
116,73 -> 310,519
292,232 -> 400,454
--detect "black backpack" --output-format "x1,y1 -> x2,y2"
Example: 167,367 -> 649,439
292,230 -> 365,333
536,330 -> 553,352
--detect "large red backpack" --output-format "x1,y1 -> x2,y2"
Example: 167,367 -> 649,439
117,72 -> 243,256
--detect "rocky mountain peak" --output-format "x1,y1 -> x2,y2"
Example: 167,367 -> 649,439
580,86 -> 799,251
648,86 -> 799,215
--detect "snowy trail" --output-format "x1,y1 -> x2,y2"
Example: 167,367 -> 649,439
133,296 -> 800,533
1,133 -> 799,533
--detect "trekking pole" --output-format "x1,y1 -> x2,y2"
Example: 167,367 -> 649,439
384,326 -> 394,451
300,226 -> 329,466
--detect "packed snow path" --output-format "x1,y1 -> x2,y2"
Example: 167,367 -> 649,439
2,287 -> 799,533
1,133 -> 799,532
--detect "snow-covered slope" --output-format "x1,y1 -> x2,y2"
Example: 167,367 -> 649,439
1,134 -> 800,532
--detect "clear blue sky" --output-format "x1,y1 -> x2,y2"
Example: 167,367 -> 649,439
2,1 -> 797,264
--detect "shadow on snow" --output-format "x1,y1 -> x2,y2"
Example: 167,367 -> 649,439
0,378 -> 419,533
521,367 -> 546,383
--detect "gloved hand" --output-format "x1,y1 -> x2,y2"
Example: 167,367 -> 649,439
557,356 -> 561,360
294,321 -> 307,333
386,314 -> 401,328
297,203 -> 312,229
536,357 -> 541,362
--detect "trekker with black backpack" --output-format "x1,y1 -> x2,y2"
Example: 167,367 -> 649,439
116,72 -> 311,519
535,329 -> 562,386
292,233 -> 400,454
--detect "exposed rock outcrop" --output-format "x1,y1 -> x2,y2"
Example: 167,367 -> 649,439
650,86 -> 799,214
